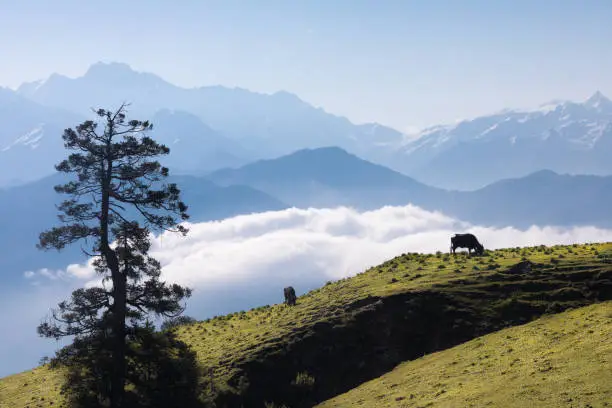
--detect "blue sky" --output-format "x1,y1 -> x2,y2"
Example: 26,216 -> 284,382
0,0 -> 611,131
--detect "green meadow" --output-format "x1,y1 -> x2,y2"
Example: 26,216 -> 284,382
1,242 -> 611,407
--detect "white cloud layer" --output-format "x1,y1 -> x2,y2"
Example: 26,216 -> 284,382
6,203 -> 612,377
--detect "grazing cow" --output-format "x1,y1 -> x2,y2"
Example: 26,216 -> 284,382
284,286 -> 297,306
450,233 -> 484,256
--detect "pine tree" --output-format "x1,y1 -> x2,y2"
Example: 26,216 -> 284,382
37,103 -> 192,407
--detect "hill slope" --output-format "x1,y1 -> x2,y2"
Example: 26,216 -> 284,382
318,300 -> 612,407
1,242 -> 611,407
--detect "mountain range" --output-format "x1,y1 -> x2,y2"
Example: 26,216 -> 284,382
397,91 -> 612,189
205,147 -> 612,229
2,60 -> 612,295
0,88 -> 84,186
0,172 -> 286,291
3,146 -> 612,294
5,61 -> 610,191
11,62 -> 403,174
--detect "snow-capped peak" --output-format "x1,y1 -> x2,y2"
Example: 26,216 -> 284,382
399,90 -> 612,155
584,91 -> 611,110
1,125 -> 46,152
534,99 -> 568,114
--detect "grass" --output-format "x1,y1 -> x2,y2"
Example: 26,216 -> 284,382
317,300 -> 612,408
1,242 -> 611,407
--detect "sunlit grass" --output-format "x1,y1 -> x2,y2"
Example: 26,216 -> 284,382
317,300 -> 612,408
1,242 -> 611,407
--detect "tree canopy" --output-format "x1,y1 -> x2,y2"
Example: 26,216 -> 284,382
37,104 -> 199,407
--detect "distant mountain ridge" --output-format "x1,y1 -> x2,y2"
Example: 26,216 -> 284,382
396,91 -> 612,190
207,146 -> 443,209
207,146 -> 612,229
7,61 -> 612,191
16,61 -> 405,168
0,172 -> 287,290
149,109 -> 252,174
3,146 -> 612,294
0,88 -> 84,186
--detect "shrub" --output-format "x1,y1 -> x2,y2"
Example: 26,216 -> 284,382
161,315 -> 198,331
265,402 -> 290,408
291,371 -> 315,388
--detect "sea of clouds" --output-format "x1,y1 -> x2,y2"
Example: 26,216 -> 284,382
3,203 -> 612,377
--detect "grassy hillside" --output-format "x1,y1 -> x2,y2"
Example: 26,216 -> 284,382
1,242 -> 611,407
318,300 -> 612,408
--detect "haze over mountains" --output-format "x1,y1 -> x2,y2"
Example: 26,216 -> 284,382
11,62 -> 404,175
2,61 -> 611,289
400,91 -> 612,189
2,61 -> 612,382
3,61 -> 611,191
0,88 -> 83,186
3,145 -> 612,297
2,64 -> 611,277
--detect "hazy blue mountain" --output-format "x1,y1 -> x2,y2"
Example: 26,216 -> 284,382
3,145 -> 612,294
207,146 -> 445,210
0,88 -> 84,187
397,91 -> 612,190
149,109 -> 252,175
0,91 -> 252,187
207,146 -> 612,229
15,63 -> 612,191
17,62 -> 406,164
451,170 -> 612,229
0,173 -> 287,289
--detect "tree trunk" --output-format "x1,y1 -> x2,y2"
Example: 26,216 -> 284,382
109,254 -> 127,408
101,117 -> 127,408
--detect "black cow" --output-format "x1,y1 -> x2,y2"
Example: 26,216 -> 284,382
450,233 -> 484,256
284,286 -> 297,306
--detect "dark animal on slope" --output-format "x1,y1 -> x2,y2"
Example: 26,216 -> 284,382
450,233 -> 484,256
284,286 -> 297,306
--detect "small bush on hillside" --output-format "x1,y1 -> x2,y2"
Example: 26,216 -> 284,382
291,371 -> 315,388
265,402 -> 290,408
161,315 -> 198,331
